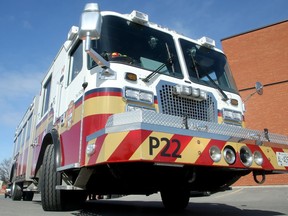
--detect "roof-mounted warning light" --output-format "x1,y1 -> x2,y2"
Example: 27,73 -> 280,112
198,36 -> 216,48
130,10 -> 149,24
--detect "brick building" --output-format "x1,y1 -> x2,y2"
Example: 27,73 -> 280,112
221,20 -> 288,185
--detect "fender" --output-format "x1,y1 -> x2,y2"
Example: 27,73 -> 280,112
34,128 -> 62,178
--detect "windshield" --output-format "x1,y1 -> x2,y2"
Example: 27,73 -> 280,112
180,39 -> 238,94
89,15 -> 183,79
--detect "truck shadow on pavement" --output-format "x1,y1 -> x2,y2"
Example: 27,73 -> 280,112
70,200 -> 285,216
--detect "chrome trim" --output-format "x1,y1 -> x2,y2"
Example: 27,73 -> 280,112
57,163 -> 80,172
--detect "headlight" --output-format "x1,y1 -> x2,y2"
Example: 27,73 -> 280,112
254,151 -> 263,166
209,146 -> 221,162
223,146 -> 236,165
240,146 -> 253,167
139,91 -> 153,103
222,109 -> 243,124
125,88 -> 139,100
125,87 -> 154,104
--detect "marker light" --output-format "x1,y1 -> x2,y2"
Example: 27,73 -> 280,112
130,10 -> 149,24
125,72 -> 137,81
86,144 -> 96,156
198,36 -> 216,48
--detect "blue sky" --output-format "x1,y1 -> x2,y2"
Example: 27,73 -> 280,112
0,0 -> 287,162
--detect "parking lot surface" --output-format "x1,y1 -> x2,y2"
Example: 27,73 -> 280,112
0,186 -> 288,216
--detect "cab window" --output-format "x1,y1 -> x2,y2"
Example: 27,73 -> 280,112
69,42 -> 83,84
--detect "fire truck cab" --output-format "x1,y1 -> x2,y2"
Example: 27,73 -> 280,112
10,3 -> 288,211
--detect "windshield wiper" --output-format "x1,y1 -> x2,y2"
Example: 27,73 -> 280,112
189,53 -> 228,101
204,73 -> 229,101
142,43 -> 174,82
189,50 -> 200,80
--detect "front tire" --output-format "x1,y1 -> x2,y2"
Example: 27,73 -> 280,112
11,183 -> 22,201
41,144 -> 86,211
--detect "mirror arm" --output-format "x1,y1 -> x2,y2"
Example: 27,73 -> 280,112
243,82 -> 264,102
84,33 -> 110,69
244,91 -> 257,102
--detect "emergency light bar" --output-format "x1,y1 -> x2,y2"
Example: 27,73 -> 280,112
198,36 -> 216,48
130,10 -> 149,24
173,84 -> 207,101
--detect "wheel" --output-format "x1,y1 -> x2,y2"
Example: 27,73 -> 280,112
160,188 -> 190,211
11,183 -> 23,201
23,191 -> 34,201
41,144 -> 86,211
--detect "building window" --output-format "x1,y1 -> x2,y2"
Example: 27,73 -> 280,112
69,42 -> 83,84
42,76 -> 52,115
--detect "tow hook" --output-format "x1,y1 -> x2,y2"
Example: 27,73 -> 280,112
253,171 -> 266,184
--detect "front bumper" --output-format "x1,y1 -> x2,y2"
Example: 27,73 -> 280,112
85,110 -> 288,172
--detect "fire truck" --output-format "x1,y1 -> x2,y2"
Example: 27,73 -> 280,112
9,3 -> 288,211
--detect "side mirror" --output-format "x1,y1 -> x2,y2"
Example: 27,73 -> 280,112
79,3 -> 109,69
255,82 -> 263,95
244,82 -> 264,102
79,3 -> 102,41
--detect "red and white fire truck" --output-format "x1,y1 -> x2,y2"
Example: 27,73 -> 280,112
9,3 -> 288,211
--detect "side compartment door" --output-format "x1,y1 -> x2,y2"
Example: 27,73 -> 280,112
59,41 -> 86,166
30,74 -> 53,177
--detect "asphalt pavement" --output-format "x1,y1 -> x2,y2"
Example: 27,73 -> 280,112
0,186 -> 288,216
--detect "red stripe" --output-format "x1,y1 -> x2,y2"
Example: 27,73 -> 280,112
153,134 -> 192,163
83,114 -> 112,136
107,130 -> 152,162
85,91 -> 122,100
248,145 -> 275,170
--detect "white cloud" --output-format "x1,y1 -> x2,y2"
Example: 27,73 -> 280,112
0,69 -> 42,98
0,64 -> 44,127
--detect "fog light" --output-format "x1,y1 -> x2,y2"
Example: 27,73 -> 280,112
209,146 -> 221,162
254,151 -> 263,166
86,144 -> 96,156
223,146 -> 236,165
240,146 -> 253,167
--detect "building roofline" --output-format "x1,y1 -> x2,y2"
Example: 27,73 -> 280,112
221,19 -> 288,41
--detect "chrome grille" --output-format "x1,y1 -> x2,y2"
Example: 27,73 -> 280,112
157,83 -> 217,122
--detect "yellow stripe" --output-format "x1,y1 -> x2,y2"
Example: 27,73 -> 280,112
58,96 -> 125,134
261,146 -> 286,170
96,131 -> 129,163
84,96 -> 125,117
176,137 -> 210,163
